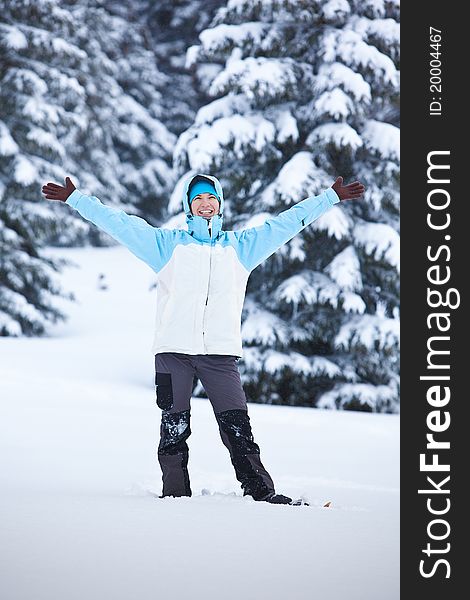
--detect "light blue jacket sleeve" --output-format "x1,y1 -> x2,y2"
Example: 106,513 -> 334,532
233,187 -> 340,272
65,189 -> 174,272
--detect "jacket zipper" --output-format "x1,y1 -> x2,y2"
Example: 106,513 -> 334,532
202,217 -> 213,352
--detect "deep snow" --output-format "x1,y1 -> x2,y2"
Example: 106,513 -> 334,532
0,246 -> 399,600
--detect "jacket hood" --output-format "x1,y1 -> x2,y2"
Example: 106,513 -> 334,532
182,173 -> 225,241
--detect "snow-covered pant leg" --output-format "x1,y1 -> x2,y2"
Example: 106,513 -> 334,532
155,353 -> 195,497
194,355 -> 275,500
215,410 -> 275,500
158,410 -> 192,497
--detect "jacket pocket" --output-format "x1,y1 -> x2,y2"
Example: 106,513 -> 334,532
155,372 -> 173,410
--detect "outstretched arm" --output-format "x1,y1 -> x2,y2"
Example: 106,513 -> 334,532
234,177 -> 365,272
42,177 -> 172,272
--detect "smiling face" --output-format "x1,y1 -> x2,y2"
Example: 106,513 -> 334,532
190,192 -> 220,219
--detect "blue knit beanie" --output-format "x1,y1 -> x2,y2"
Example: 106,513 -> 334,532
188,180 -> 220,204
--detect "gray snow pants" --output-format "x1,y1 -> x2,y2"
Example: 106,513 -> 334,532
155,352 -> 275,500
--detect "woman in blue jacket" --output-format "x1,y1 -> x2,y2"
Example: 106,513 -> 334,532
42,173 -> 364,504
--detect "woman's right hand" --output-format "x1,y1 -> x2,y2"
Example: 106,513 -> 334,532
42,176 -> 76,202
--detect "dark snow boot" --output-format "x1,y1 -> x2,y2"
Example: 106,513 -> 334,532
261,492 -> 292,504
261,492 -> 310,506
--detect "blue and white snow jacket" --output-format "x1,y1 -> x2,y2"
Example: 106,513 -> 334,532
65,173 -> 340,357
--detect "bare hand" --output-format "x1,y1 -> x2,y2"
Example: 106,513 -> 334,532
42,177 -> 76,202
332,176 -> 365,201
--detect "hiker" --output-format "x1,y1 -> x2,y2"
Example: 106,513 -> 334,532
42,173 -> 365,504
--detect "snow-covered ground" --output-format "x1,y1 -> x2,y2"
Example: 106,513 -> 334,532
0,247 -> 399,600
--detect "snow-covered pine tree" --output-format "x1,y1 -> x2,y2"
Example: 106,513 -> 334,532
120,0 -> 226,138
172,0 -> 400,412
0,0 -> 175,336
